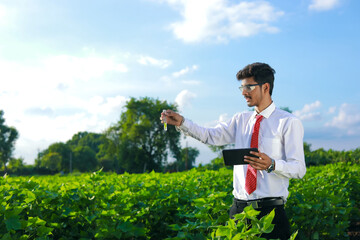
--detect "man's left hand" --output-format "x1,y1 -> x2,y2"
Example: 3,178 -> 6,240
244,151 -> 272,170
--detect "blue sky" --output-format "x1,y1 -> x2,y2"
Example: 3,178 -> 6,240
1,0 -> 359,165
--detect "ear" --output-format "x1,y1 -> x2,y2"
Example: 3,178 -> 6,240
262,83 -> 270,94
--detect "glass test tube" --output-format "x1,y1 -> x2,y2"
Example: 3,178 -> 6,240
162,110 -> 167,131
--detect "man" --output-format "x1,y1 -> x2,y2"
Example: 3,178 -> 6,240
161,62 -> 306,239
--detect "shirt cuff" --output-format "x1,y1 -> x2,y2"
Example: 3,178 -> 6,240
273,159 -> 283,173
175,118 -> 189,132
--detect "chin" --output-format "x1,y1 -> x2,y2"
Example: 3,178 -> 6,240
247,102 -> 254,107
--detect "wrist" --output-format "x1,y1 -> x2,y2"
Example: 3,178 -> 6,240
266,158 -> 275,173
177,116 -> 185,127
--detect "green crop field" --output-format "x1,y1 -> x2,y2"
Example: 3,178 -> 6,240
1,162 -> 359,239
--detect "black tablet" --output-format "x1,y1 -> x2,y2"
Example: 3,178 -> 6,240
222,148 -> 259,166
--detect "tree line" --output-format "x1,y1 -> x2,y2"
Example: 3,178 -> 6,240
200,143 -> 360,171
0,97 -> 199,175
1,99 -> 359,176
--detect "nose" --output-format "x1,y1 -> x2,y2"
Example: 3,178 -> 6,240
241,88 -> 247,96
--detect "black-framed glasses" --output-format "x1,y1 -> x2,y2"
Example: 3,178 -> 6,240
239,83 -> 263,92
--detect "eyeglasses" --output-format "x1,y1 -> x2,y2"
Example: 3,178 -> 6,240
239,83 -> 263,92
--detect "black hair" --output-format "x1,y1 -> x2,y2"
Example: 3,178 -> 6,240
236,62 -> 275,95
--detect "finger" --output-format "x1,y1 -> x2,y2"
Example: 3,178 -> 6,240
164,109 -> 175,116
161,110 -> 175,120
246,159 -> 262,168
244,155 -> 261,162
245,157 -> 268,169
248,161 -> 266,170
244,158 -> 259,167
250,151 -> 261,158
251,164 -> 263,170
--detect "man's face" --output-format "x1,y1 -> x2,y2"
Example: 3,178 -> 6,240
240,77 -> 263,107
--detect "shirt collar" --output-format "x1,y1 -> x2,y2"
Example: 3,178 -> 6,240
252,102 -> 276,119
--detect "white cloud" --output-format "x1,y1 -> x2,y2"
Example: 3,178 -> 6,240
172,65 -> 198,78
218,113 -> 230,122
87,95 -> 128,116
325,103 -> 360,135
328,106 -> 336,114
294,100 -> 322,121
0,51 -> 132,164
138,55 -> 172,68
204,113 -> 230,127
161,65 -> 200,86
43,55 -> 128,83
159,0 -> 284,43
309,0 -> 341,11
175,89 -> 197,110
296,112 -> 322,121
4,93 -> 128,164
0,54 -> 128,94
12,111 -> 111,162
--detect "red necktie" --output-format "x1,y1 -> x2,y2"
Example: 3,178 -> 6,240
245,114 -> 263,195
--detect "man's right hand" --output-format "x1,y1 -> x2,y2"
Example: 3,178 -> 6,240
160,110 -> 184,127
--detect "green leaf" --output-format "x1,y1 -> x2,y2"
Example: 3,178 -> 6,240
233,212 -> 246,222
0,233 -> 12,240
176,232 -> 186,238
19,235 -> 29,240
232,233 -> 242,240
235,221 -> 246,233
5,207 -> 23,218
312,231 -> 319,240
27,216 -> 46,226
260,209 -> 275,233
24,191 -> 36,203
228,218 -> 236,230
85,214 -> 97,224
5,215 -> 22,231
169,224 -> 182,231
132,227 -> 146,237
61,207 -> 73,217
193,198 -> 206,204
216,226 -> 231,237
37,225 -> 54,236
243,205 -> 260,221
289,230 -> 298,240
117,221 -> 134,232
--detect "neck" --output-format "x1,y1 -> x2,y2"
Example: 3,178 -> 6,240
255,98 -> 273,113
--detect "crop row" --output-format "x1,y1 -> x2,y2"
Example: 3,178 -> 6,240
1,162 -> 359,239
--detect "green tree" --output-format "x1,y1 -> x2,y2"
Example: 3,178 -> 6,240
0,110 -> 19,173
72,146 -> 98,172
7,157 -> 26,175
208,144 -> 234,156
97,136 -> 118,172
36,142 -> 72,173
280,106 -> 293,113
66,131 -> 104,172
101,97 -> 181,173
204,144 -> 234,170
179,147 -> 199,171
41,152 -> 62,172
165,146 -> 200,172
66,131 -> 103,154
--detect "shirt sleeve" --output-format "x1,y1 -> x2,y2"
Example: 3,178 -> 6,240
274,117 -> 307,179
177,115 -> 239,146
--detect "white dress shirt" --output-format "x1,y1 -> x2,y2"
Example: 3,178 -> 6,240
177,102 -> 306,202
